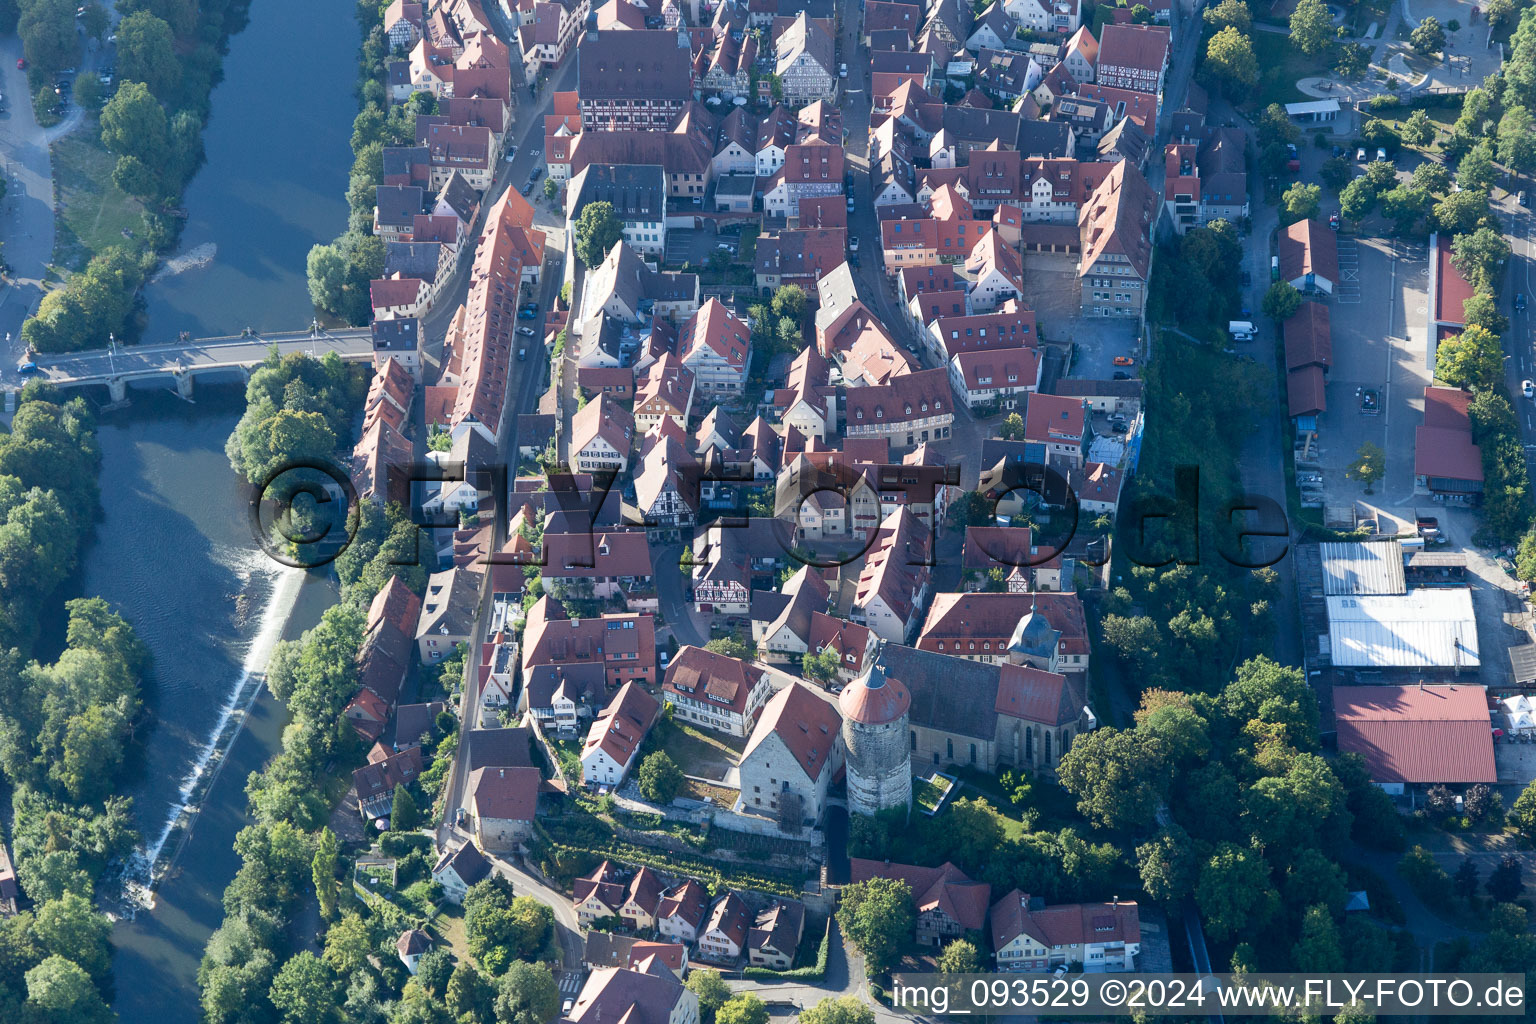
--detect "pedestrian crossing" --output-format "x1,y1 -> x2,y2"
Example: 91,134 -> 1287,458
558,970 -> 585,997
1335,238 -> 1360,304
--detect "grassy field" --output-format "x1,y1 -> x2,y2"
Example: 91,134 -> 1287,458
1250,31 -> 1331,110
912,774 -> 949,814
653,718 -> 743,782
51,126 -> 147,273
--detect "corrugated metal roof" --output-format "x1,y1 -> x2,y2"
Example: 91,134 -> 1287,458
1320,540 -> 1406,595
1326,590 -> 1479,667
1334,684 -> 1495,784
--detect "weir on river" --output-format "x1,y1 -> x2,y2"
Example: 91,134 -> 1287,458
91,0 -> 360,1016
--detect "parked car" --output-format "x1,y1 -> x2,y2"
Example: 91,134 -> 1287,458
1111,422 -> 1129,434
16,359 -> 36,375
1329,211 -> 1339,229
1376,147 -> 1387,161
849,236 -> 859,252
1113,355 -> 1135,366
517,326 -> 536,336
839,63 -> 848,77
15,58 -> 25,70
1112,370 -> 1131,380
1356,147 -> 1366,161
1523,379 -> 1533,399
518,308 -> 537,320
520,301 -> 538,311
1521,190 -> 1529,207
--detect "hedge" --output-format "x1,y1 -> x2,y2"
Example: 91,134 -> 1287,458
742,918 -> 830,980
538,838 -> 803,898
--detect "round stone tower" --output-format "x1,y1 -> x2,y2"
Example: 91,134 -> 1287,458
839,658 -> 912,816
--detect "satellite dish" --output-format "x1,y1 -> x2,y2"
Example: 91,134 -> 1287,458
733,96 -> 747,105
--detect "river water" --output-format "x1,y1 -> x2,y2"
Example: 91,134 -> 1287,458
91,0 -> 359,1016
138,0 -> 358,343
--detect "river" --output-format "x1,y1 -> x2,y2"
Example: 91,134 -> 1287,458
91,0 -> 359,1016
138,0 -> 359,343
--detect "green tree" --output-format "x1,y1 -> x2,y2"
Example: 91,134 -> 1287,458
1319,156 -> 1353,190
115,11 -> 181,99
1339,177 -> 1380,221
1290,0 -> 1335,56
574,201 -> 624,268
1464,289 -> 1510,334
1411,16 -> 1446,55
447,962 -> 497,1023
1100,614 -> 1160,669
1434,188 -> 1493,235
1196,842 -> 1278,943
1335,42 -> 1370,78
800,997 -> 875,1024
1057,727 -> 1168,832
1458,141 -> 1498,192
936,937 -> 980,973
801,645 -> 842,685
494,960 -> 559,1024
837,877 -> 915,975
685,969 -> 731,1024
1511,779 -> 1536,841
1435,325 -> 1505,390
391,785 -> 420,832
1398,845 -> 1450,900
25,955 -> 111,1024
72,73 -> 103,110
312,827 -> 339,921
268,952 -> 336,1024
1452,226 -> 1512,291
1411,161 -> 1453,195
703,636 -> 751,660
100,81 -> 169,166
321,913 -> 374,976
1486,0 -> 1516,30
1487,855 -> 1523,903
999,412 -> 1025,440
543,177 -> 558,202
717,994 -> 770,1024
305,231 -> 384,325
1401,109 -> 1436,147
1343,442 -> 1384,494
1381,184 -> 1432,234
1292,904 -> 1345,972
1262,281 -> 1303,321
18,0 -> 76,77
33,891 -> 111,982
637,751 -> 684,804
80,1 -> 109,39
1203,26 -> 1258,95
1281,182 -> 1323,225
1204,0 -> 1251,32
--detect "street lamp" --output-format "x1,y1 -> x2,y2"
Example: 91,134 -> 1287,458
108,332 -> 115,377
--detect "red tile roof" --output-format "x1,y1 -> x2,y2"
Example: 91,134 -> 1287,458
849,859 -> 990,931
663,645 -> 765,718
747,681 -> 841,782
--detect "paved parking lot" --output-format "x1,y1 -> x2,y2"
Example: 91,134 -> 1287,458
1314,236 -> 1430,508
663,222 -> 726,268
1022,253 -> 1138,379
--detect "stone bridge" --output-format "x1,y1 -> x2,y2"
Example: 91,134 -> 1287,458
31,326 -> 375,401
